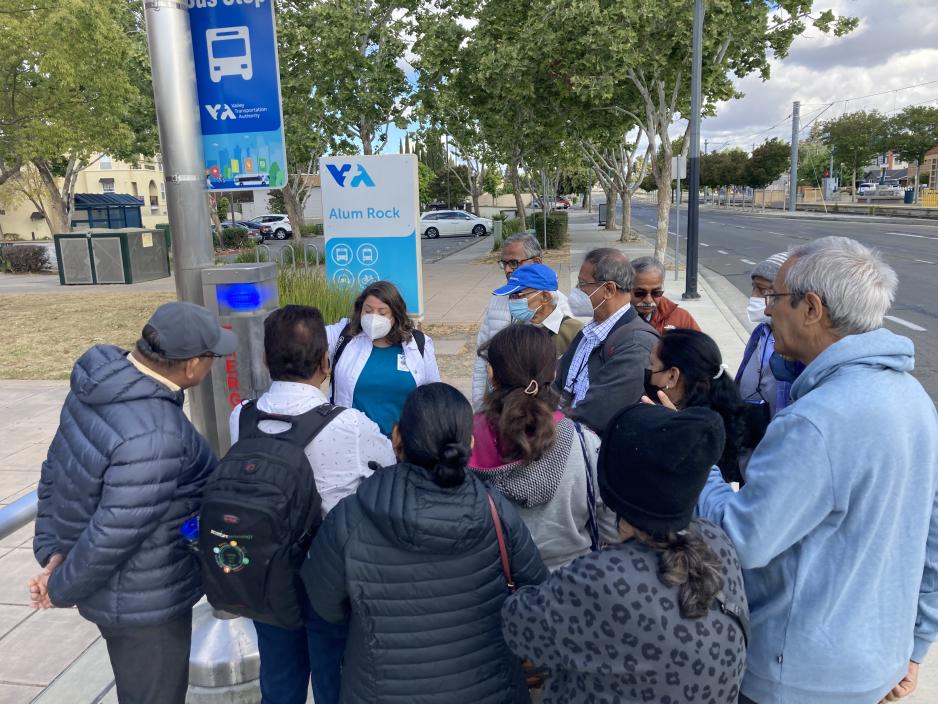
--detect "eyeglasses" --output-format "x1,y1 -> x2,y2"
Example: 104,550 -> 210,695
200,353 -> 225,359
498,256 -> 535,270
632,288 -> 665,299
576,279 -> 605,291
763,291 -> 795,309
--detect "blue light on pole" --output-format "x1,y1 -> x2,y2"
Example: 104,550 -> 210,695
216,282 -> 266,313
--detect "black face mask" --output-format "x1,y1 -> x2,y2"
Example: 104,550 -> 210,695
643,368 -> 662,400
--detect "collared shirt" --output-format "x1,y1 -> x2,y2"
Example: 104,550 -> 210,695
127,351 -> 181,392
540,304 -> 566,335
229,381 -> 396,515
564,304 -> 632,406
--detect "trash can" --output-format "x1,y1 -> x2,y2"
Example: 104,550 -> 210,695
53,228 -> 170,285
904,189 -> 915,204
155,223 -> 172,251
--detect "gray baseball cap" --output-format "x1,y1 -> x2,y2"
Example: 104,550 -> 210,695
146,301 -> 238,359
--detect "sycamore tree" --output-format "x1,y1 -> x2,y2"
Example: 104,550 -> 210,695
819,110 -> 889,201
0,0 -> 146,234
582,127 -> 652,242
546,0 -> 857,259
744,138 -> 790,188
887,105 -> 938,202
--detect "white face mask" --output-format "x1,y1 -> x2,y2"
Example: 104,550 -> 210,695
569,285 -> 604,318
361,313 -> 393,341
747,296 -> 769,324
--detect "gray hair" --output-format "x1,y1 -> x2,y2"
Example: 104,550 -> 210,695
584,247 -> 634,291
785,236 -> 897,335
631,256 -> 666,279
502,233 -> 543,259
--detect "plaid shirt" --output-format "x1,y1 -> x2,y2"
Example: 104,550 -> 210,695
563,304 -> 632,406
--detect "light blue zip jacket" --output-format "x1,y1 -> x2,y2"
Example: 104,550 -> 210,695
698,328 -> 938,704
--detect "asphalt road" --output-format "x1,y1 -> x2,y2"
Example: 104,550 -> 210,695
262,232 -> 483,264
626,201 -> 938,401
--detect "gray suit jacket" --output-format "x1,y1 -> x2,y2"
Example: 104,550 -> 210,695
554,306 -> 659,435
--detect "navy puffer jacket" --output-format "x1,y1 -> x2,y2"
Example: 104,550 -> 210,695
303,463 -> 548,704
34,345 -> 216,626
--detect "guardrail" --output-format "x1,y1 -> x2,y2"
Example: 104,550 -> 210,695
0,490 -> 38,541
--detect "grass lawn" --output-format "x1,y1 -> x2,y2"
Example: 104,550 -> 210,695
0,293 -> 175,379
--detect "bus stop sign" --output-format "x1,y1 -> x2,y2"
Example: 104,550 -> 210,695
188,0 -> 287,192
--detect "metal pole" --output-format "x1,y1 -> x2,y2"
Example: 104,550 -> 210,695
541,172 -> 548,249
674,162 -> 681,282
683,0 -> 704,300
444,133 -> 451,208
788,100 -> 800,213
144,0 -> 218,447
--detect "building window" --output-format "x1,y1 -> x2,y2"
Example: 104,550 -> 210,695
100,178 -> 115,194
130,182 -> 139,197
99,154 -> 112,170
160,184 -> 166,201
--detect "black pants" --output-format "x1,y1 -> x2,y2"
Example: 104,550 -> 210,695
98,610 -> 192,704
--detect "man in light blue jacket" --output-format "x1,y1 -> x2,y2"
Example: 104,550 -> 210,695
698,236 -> 938,704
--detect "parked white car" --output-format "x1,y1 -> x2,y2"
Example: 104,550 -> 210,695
420,210 -> 492,239
250,214 -> 292,240
857,183 -> 877,197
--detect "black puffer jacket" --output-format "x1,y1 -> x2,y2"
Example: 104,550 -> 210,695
34,345 -> 216,626
303,463 -> 548,704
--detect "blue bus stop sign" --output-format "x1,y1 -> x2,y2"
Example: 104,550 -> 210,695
188,0 -> 287,192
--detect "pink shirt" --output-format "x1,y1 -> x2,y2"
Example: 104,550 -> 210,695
469,411 -> 566,469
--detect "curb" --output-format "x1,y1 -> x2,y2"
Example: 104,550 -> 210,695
425,234 -> 492,264
697,205 -> 938,227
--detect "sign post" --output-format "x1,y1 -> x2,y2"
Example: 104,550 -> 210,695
188,0 -> 287,192
320,155 -> 424,316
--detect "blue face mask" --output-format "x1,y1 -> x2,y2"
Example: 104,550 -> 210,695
769,352 -> 803,384
508,296 -> 538,322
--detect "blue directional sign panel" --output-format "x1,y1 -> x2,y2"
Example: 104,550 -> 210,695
188,0 -> 287,192
321,155 -> 424,315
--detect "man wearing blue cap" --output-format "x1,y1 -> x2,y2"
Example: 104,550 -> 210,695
30,301 -> 237,704
492,263 -> 583,356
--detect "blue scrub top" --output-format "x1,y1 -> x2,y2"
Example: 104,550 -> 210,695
352,344 -> 417,437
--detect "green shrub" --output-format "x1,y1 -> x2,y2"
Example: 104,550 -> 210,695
1,245 -> 50,273
233,244 -> 269,264
278,267 -> 358,324
221,226 -> 252,249
300,223 -> 324,237
1,232 -> 23,241
530,211 -> 569,249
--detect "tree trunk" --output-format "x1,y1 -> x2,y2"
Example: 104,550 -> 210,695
509,160 -> 527,230
360,122 -> 374,156
33,160 -> 70,234
620,189 -> 635,242
471,189 -> 480,216
604,187 -> 617,231
283,180 -> 306,242
208,194 -> 223,248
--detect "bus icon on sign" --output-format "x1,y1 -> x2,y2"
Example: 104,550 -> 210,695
207,27 -> 253,83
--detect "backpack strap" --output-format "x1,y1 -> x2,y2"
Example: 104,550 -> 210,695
573,422 -> 600,551
412,329 -> 426,357
713,590 -> 750,646
329,324 -> 353,404
277,403 -> 346,448
486,492 -> 515,593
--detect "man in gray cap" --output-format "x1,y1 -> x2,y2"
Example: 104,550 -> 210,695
29,301 -> 236,704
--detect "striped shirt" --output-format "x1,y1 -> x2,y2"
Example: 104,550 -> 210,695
564,304 -> 632,406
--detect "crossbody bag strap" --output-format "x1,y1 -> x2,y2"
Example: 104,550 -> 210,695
486,492 -> 515,592
713,590 -> 750,646
574,422 -> 600,551
329,324 -> 353,404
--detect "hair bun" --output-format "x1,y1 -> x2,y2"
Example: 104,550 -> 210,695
439,442 -> 469,468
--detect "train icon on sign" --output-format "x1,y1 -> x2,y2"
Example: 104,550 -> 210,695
207,27 -> 253,83
357,243 -> 378,266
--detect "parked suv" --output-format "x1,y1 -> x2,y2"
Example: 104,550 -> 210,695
250,214 -> 293,240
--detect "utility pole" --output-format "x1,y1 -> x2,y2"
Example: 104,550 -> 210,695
444,133 -> 451,208
143,0 -> 216,438
683,0 -> 704,300
788,100 -> 800,213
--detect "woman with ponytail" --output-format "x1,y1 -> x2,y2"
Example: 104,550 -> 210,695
642,328 -> 748,483
502,403 -> 748,704
303,383 -> 547,704
470,325 -> 617,570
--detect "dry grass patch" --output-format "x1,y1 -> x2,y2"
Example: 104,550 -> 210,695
477,244 -> 570,267
0,293 -> 175,379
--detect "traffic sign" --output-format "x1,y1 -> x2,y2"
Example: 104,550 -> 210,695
188,0 -> 287,192
321,155 -> 423,315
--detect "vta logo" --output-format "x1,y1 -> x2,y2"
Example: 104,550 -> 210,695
326,163 -> 375,188
204,104 -> 236,121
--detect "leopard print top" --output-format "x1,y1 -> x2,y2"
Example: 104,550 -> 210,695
502,518 -> 748,704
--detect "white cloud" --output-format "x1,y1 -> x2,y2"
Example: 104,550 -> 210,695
697,0 -> 938,151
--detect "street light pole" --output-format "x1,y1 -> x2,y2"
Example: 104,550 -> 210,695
789,100 -> 800,213
683,0 -> 704,301
143,1 -> 216,438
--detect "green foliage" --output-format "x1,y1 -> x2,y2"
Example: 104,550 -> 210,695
417,161 -> 436,206
216,197 -> 230,222
0,245 -> 50,273
798,139 -> 832,186
278,268 -> 359,325
268,190 -> 287,214
301,223 -> 324,237
482,168 -> 502,200
233,245 -> 268,264
530,212 -> 569,250
220,227 -> 251,249
887,106 -> 938,166
744,139 -> 790,188
819,111 -> 889,184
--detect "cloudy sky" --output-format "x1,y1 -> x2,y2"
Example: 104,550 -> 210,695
699,0 -> 938,152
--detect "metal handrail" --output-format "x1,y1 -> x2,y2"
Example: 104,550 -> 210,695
0,490 -> 38,541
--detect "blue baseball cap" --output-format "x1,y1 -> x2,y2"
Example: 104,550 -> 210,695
493,263 -> 559,296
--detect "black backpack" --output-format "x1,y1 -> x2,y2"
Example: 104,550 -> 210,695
198,401 -> 344,629
330,324 -> 426,403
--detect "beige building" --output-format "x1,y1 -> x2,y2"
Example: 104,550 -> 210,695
0,154 -> 168,240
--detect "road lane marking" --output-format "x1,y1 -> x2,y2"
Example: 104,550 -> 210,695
887,231 -> 938,240
718,250 -> 729,254
741,259 -> 757,265
735,225 -> 745,229
768,231 -> 788,236
700,243 -> 710,247
916,259 -> 935,264
884,315 -> 927,332
643,224 -> 654,228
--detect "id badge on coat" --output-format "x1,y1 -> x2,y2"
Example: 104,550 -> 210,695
397,354 -> 409,372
